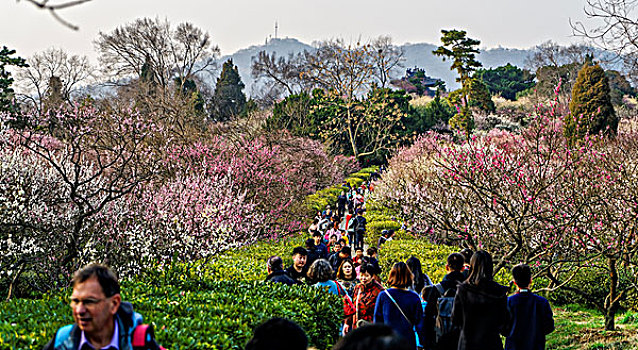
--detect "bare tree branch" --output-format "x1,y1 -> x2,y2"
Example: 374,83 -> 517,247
20,0 -> 93,30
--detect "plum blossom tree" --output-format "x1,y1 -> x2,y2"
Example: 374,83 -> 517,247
1,105 -> 357,295
374,108 -> 638,330
0,104 -> 161,294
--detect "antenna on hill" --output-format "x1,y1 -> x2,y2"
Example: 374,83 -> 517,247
275,21 -> 278,40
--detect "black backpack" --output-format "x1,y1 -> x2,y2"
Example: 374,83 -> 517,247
353,216 -> 366,233
434,283 -> 460,345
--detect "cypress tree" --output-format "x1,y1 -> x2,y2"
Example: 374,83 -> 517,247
210,59 -> 246,121
565,62 -> 617,141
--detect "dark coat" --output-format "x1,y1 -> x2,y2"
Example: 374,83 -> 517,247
374,288 -> 426,350
265,269 -> 298,286
315,243 -> 329,259
422,271 -> 466,350
452,280 -> 509,350
503,291 -> 554,350
286,265 -> 307,284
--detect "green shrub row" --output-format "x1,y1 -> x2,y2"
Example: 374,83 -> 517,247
0,266 -> 341,350
377,239 -> 455,283
305,166 -> 379,215
205,236 -> 305,281
305,185 -> 347,213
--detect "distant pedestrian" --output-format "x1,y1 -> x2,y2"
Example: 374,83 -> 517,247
286,247 -> 308,284
406,256 -> 433,296
421,253 -> 466,350
336,258 -> 359,297
350,264 -> 384,331
351,209 -> 367,251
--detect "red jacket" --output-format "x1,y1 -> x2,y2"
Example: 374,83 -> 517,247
352,280 -> 385,325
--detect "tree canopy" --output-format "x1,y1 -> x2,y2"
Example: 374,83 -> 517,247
566,61 -> 618,140
210,59 -> 247,122
474,64 -> 535,100
0,46 -> 28,115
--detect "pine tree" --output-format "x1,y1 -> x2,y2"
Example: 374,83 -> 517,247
565,62 -> 617,141
0,46 -> 28,114
210,59 -> 246,121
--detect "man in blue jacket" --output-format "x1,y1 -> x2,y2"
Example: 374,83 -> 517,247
43,263 -> 162,350
504,264 -> 555,350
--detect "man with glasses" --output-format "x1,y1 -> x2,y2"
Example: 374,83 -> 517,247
43,263 -> 163,350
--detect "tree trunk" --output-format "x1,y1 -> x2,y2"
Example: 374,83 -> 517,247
6,262 -> 26,301
604,309 -> 616,331
604,257 -> 618,331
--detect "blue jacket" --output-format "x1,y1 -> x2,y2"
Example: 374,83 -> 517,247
504,291 -> 554,350
373,288 -> 426,350
42,302 -> 151,350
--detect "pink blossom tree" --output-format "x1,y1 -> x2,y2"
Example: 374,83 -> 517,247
374,114 -> 638,330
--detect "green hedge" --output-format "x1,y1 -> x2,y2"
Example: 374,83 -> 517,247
0,267 -> 341,350
305,185 -> 346,213
377,239 -> 455,284
206,236 -> 305,281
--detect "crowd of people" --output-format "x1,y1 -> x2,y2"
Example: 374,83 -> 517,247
260,178 -> 555,350
43,174 -> 554,350
264,246 -> 555,350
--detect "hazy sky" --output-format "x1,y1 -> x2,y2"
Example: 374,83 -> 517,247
1,0 -> 593,62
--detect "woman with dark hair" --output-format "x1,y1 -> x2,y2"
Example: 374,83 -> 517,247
350,264 -> 384,331
337,259 -> 359,297
452,250 -> 508,350
373,262 -> 426,350
405,256 -> 433,296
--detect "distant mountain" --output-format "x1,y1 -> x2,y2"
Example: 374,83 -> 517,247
82,37 -> 620,100
212,37 -> 537,95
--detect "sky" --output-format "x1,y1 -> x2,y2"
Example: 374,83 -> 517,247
1,0 -> 594,62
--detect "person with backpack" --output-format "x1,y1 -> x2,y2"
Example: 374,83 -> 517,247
373,262 -> 426,350
350,209 -> 367,251
452,250 -> 508,350
503,264 -> 554,350
421,253 -> 466,350
42,263 -> 164,350
337,191 -> 348,218
312,231 -> 329,259
309,259 -> 355,335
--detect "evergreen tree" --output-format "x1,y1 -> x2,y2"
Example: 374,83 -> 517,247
433,30 -> 482,137
468,77 -> 495,113
0,46 -> 28,114
565,62 -> 617,141
474,64 -> 535,101
210,59 -> 246,121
